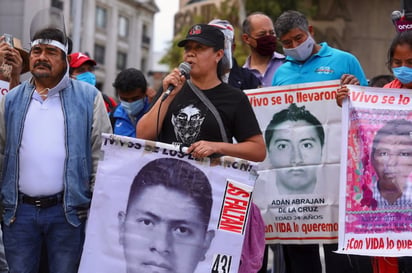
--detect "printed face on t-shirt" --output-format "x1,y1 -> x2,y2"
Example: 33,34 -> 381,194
171,104 -> 205,144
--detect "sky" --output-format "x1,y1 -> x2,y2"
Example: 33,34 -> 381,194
153,0 -> 179,52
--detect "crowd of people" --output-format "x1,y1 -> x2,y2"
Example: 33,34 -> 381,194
0,5 -> 411,273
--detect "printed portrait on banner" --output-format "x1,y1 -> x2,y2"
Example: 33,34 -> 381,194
338,85 -> 412,257
245,80 -> 342,244
78,134 -> 257,273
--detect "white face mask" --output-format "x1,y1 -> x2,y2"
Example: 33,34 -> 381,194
283,35 -> 315,61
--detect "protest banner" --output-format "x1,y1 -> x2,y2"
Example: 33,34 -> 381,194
78,134 -> 258,273
245,80 -> 341,244
338,85 -> 412,256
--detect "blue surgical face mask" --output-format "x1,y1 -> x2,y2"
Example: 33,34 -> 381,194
283,35 -> 315,62
120,98 -> 145,116
392,66 -> 412,84
76,71 -> 96,86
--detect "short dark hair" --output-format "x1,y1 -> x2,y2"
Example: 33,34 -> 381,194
265,103 -> 325,149
368,74 -> 394,87
127,158 -> 213,226
274,10 -> 309,38
67,37 -> 73,54
31,28 -> 67,60
113,68 -> 147,95
372,119 -> 412,158
32,28 -> 67,47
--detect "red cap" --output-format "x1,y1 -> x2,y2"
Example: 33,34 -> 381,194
69,52 -> 96,68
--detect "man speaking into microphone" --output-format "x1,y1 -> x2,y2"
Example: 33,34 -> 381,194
137,23 -> 265,162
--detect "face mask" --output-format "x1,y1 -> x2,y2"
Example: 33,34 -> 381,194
283,35 -> 315,61
76,71 -> 96,86
121,98 -> 145,116
392,66 -> 412,84
254,35 -> 277,56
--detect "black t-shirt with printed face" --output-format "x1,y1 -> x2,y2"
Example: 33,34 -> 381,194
158,82 -> 261,146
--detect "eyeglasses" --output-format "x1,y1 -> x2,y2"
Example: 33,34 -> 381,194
248,30 -> 276,40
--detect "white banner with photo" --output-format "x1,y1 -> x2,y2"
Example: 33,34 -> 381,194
245,80 -> 341,244
338,85 -> 412,256
78,134 -> 258,273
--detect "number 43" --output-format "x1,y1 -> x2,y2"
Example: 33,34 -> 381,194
211,254 -> 232,273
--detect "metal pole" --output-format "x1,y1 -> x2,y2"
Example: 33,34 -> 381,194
72,0 -> 83,52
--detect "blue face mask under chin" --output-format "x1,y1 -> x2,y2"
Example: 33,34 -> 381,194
121,98 -> 145,116
76,71 -> 96,86
393,66 -> 412,84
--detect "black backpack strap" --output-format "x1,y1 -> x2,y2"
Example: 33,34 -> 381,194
102,94 -> 116,113
187,80 -> 229,143
108,105 -> 119,129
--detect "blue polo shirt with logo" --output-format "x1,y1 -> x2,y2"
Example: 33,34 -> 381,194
272,42 -> 368,86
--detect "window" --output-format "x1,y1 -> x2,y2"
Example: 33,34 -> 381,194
118,15 -> 129,38
141,24 -> 150,46
51,0 -> 63,9
141,58 -> 147,74
117,51 -> 127,71
96,6 -> 107,29
142,24 -> 147,36
94,44 -> 105,64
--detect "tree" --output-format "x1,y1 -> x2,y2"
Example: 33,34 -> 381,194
159,0 -> 314,69
244,0 -> 301,19
159,0 -> 238,69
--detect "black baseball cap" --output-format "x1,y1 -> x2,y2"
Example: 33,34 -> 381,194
178,24 -> 224,49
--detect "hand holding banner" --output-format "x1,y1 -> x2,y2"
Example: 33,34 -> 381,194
78,134 -> 258,272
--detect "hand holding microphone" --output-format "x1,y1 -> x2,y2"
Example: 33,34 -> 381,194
161,62 -> 191,102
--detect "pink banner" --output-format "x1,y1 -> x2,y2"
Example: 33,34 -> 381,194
339,85 -> 412,256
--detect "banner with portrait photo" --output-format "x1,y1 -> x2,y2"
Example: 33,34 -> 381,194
244,80 -> 341,244
338,85 -> 412,256
78,134 -> 258,273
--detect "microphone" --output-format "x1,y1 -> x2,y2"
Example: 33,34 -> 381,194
161,62 -> 191,102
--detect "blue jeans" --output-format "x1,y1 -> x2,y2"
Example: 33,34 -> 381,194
3,203 -> 85,273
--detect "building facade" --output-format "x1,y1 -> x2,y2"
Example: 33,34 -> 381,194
0,0 -> 407,93
0,0 -> 159,97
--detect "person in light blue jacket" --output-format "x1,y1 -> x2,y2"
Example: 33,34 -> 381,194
0,24 -> 111,273
110,68 -> 149,138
